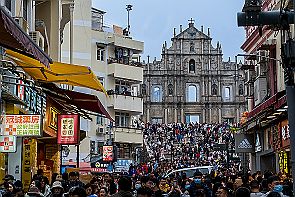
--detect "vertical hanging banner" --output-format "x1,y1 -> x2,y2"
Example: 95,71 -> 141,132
0,136 -> 16,152
103,146 -> 113,162
278,151 -> 289,174
57,115 -> 80,145
17,80 -> 25,101
22,138 -> 37,192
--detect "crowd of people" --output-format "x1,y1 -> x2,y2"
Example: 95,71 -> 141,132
0,122 -> 292,197
143,122 -> 238,171
0,166 -> 293,197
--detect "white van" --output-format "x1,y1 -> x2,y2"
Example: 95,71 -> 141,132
164,166 -> 214,178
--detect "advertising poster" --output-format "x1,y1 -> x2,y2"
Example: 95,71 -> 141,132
103,146 -> 113,162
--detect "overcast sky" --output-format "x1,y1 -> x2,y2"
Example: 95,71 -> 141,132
92,0 -> 246,62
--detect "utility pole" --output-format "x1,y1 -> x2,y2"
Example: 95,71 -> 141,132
237,0 -> 295,191
108,122 -> 113,146
69,2 -> 74,65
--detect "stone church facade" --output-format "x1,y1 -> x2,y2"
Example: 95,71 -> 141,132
143,21 -> 246,124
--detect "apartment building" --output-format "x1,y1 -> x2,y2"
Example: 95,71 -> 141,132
0,0 -> 131,185
61,0 -> 144,165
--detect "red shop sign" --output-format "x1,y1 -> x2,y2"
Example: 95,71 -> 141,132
57,114 -> 80,145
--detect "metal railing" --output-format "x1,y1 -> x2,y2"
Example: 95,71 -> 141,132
107,57 -> 143,67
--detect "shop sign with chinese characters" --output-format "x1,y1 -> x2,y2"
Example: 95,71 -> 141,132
0,136 -> 16,153
3,115 -> 42,136
103,146 -> 113,162
57,115 -> 80,145
278,151 -> 289,174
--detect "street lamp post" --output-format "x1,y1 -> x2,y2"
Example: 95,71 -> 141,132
126,5 -> 133,36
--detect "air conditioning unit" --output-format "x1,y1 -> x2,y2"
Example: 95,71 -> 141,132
13,17 -> 29,33
254,77 -> 267,106
96,127 -> 104,135
256,50 -> 268,78
29,31 -> 45,50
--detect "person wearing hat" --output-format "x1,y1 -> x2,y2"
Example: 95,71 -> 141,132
25,186 -> 44,197
50,181 -> 64,197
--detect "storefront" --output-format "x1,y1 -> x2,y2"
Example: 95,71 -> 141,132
240,91 -> 288,173
36,97 -> 64,181
0,41 -> 110,187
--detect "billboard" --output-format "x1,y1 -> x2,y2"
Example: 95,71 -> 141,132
235,133 -> 254,153
0,136 -> 16,152
57,115 -> 80,145
102,146 -> 113,162
4,115 -> 42,136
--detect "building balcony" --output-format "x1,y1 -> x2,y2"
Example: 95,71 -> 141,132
113,127 -> 143,144
107,94 -> 143,114
107,60 -> 143,82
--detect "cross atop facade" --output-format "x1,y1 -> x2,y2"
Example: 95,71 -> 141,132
188,18 -> 195,24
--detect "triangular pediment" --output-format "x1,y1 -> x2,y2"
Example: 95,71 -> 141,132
175,25 -> 211,39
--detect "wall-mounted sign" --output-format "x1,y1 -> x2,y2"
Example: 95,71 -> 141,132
4,115 -> 42,136
281,125 -> 290,141
235,133 -> 254,153
0,136 -> 16,152
57,115 -> 80,145
24,88 -> 45,116
280,120 -> 290,148
255,133 -> 262,153
49,107 -> 60,131
103,146 -> 113,162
